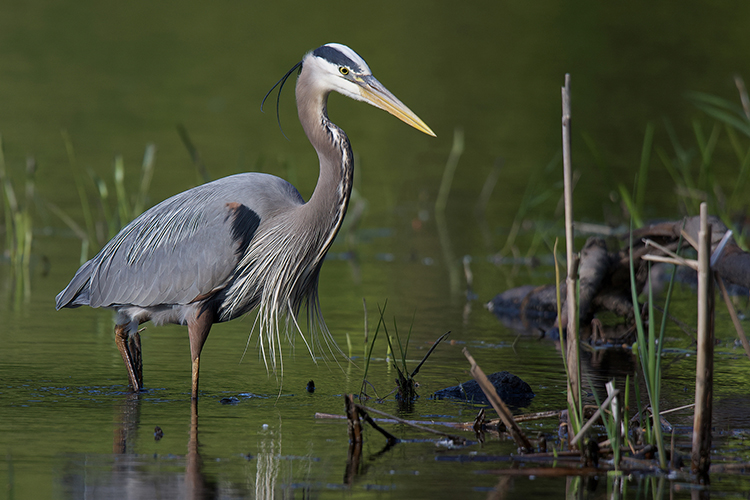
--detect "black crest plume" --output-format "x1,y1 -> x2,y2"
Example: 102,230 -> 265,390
261,61 -> 303,140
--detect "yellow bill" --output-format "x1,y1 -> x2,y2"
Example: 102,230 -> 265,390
357,75 -> 436,137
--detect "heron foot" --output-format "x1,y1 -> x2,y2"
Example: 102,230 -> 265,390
115,324 -> 144,392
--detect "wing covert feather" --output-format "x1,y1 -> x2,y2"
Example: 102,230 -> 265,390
83,173 -> 303,308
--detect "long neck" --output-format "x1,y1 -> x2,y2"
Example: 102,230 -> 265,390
295,71 -> 354,253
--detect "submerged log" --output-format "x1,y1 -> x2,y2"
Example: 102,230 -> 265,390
575,238 -> 612,324
487,216 -> 750,342
635,216 -> 750,288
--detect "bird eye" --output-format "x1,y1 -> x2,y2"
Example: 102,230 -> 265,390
339,67 -> 349,76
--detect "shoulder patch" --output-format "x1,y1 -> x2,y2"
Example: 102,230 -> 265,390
226,203 -> 261,255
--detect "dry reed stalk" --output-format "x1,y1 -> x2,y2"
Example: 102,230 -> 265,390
561,74 -> 581,436
691,202 -> 714,477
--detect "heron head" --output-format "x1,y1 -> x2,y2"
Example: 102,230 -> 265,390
302,43 -> 436,137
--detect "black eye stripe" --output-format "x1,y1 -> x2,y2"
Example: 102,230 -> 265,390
313,46 -> 362,73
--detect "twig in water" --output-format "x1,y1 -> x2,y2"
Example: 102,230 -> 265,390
570,389 -> 619,447
344,395 -> 363,485
356,403 -> 466,445
356,407 -> 398,446
463,410 -> 562,432
660,403 -> 695,416
316,412 -> 480,432
345,394 -> 362,444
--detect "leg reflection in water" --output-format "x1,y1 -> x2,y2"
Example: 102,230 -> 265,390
110,394 -> 215,498
186,398 -> 213,500
113,393 -> 140,455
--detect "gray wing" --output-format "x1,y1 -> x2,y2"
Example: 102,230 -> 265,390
56,173 -> 304,309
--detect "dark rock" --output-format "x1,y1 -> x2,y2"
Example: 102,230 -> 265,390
434,371 -> 535,406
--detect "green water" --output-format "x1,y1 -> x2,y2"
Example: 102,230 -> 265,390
2,0 -> 750,498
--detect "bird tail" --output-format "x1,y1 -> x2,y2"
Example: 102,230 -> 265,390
55,259 -> 95,310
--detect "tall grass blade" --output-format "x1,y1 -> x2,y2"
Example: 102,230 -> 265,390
692,120 -> 720,192
133,143 -> 156,216
647,262 -> 667,469
0,137 -> 36,301
409,331 -> 450,379
360,301 -> 386,399
687,90 -> 750,137
62,131 -> 96,255
500,154 -> 560,256
632,370 -> 652,445
636,122 -> 655,216
87,169 -> 113,241
629,210 -> 671,469
177,124 -> 211,182
0,134 -> 17,253
617,185 -> 642,228
113,155 -> 131,227
434,127 -> 463,215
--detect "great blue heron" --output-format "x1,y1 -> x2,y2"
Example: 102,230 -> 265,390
56,43 -> 435,399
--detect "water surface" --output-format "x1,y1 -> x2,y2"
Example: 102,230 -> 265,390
2,1 -> 750,498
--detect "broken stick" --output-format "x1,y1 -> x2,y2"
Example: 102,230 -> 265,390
462,347 -> 533,452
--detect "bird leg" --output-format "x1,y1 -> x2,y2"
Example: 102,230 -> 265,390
188,308 -> 214,400
131,329 -> 143,388
115,323 -> 143,392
